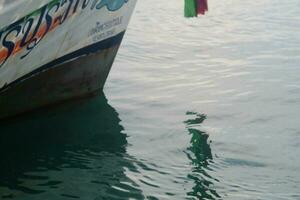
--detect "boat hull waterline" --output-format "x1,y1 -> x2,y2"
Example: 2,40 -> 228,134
0,0 -> 137,119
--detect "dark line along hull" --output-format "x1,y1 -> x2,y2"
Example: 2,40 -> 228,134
0,32 -> 124,120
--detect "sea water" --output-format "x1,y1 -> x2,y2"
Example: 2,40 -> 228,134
1,0 -> 300,199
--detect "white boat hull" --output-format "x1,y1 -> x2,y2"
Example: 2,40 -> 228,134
0,0 -> 136,119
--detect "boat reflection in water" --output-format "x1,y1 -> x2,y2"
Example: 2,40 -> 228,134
0,94 -> 143,200
184,112 -> 221,200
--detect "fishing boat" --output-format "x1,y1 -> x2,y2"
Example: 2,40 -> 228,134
0,0 -> 137,120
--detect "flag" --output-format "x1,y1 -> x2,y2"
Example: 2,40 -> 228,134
196,0 -> 208,15
184,0 -> 197,18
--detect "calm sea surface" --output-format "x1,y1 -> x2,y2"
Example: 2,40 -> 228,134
1,0 -> 300,199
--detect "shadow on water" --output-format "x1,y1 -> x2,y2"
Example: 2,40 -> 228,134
184,112 -> 221,200
0,94 -> 143,200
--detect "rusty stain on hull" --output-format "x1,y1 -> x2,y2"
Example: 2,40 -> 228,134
0,45 -> 120,120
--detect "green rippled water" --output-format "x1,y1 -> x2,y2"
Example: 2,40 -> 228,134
1,0 -> 300,199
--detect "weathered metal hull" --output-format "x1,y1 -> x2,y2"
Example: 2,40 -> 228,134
0,0 -> 136,119
0,39 -> 122,120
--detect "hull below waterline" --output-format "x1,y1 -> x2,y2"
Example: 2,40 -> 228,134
0,34 -> 123,120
